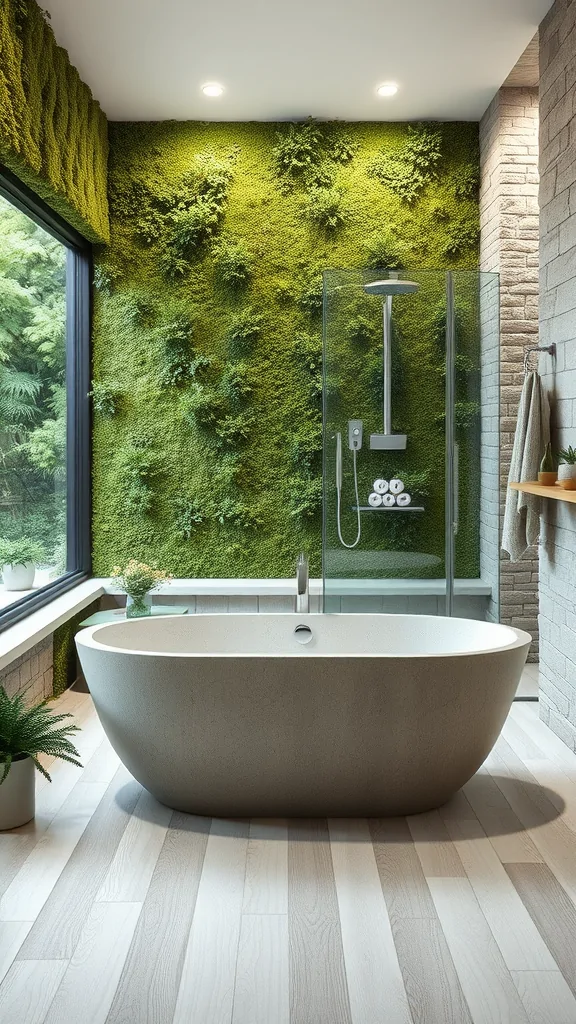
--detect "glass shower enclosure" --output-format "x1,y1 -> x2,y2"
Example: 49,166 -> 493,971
322,268 -> 500,620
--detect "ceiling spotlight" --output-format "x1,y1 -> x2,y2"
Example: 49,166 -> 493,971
202,82 -> 224,98
376,82 -> 398,98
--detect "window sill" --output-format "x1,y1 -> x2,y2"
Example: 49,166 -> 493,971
0,579 -> 105,673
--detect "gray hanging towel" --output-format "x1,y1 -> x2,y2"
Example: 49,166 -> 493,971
502,370 -> 550,562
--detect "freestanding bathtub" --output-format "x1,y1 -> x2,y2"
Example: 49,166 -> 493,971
76,614 -> 530,816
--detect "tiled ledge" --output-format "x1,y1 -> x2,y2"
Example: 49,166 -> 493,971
0,580 -> 105,673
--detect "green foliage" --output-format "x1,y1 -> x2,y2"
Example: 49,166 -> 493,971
89,380 -> 120,417
0,686 -> 81,783
0,536 -> 44,566
365,229 -> 405,270
272,119 -> 326,181
153,314 -> 202,386
228,306 -> 263,356
221,362 -> 252,404
288,475 -> 323,520
214,236 -> 253,288
175,497 -> 204,539
293,332 -> 323,402
558,445 -> 576,465
272,120 -> 358,188
93,264 -> 121,295
443,219 -> 481,259
304,186 -> 348,232
455,163 -> 480,200
119,436 -> 158,514
346,314 -> 376,345
132,152 -> 237,280
215,410 -> 255,449
183,386 -> 226,431
0,0 -> 108,242
298,275 -> 324,317
0,197 -> 67,564
368,124 -> 443,203
213,496 -> 260,529
289,423 -> 322,473
93,120 -> 480,578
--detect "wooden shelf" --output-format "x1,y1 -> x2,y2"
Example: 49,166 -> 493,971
509,481 -> 576,504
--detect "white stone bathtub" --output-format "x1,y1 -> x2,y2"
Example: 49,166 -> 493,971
76,613 -> 530,816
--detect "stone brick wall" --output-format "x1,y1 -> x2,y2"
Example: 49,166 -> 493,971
0,637 -> 53,704
479,85 -> 541,658
538,0 -> 576,747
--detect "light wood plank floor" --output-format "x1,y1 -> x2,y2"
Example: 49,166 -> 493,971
3,688 -> 576,1023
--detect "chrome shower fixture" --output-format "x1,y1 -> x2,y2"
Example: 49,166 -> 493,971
363,277 -> 419,450
336,420 -> 363,549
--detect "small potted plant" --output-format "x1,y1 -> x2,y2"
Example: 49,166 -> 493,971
557,446 -> 576,490
538,442 -> 558,486
0,538 -> 45,592
0,687 -> 82,830
111,559 -> 172,618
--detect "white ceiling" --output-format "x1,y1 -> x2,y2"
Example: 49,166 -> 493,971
42,0 -> 553,122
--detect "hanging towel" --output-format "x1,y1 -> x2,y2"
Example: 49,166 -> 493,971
502,370 -> 550,561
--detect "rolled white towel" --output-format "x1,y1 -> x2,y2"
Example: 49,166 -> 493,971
389,478 -> 405,495
396,492 -> 412,507
368,492 -> 383,507
382,493 -> 396,507
373,478 -> 389,494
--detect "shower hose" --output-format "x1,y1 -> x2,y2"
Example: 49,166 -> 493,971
337,447 -> 361,549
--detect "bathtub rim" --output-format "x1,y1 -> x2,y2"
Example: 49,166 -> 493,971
75,613 -> 532,660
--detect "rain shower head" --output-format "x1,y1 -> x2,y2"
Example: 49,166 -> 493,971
363,279 -> 419,296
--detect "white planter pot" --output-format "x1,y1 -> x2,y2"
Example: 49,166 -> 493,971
2,562 -> 35,591
0,756 -> 35,830
558,464 -> 576,490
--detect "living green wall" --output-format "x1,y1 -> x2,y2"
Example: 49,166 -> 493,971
93,120 -> 480,578
0,0 -> 109,242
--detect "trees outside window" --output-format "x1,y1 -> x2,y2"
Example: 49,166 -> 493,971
0,179 -> 90,622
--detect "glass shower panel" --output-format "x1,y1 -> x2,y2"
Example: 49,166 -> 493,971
323,269 -> 449,614
451,270 -> 500,622
322,268 -> 500,618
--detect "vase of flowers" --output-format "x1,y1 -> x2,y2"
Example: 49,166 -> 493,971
111,560 -> 172,618
0,538 -> 45,592
0,687 -> 82,830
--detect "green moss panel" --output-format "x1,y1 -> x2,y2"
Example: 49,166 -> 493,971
0,0 -> 109,242
93,120 -> 481,579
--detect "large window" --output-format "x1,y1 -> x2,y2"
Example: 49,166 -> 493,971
0,172 -> 90,627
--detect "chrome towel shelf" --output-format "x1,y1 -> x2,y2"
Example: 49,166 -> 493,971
353,506 -> 425,512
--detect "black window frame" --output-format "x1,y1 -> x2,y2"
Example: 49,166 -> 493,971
0,167 -> 92,631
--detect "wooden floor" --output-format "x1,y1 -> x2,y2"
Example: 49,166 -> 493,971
2,682 -> 576,1023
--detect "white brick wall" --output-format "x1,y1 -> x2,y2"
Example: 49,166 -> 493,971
479,85 -> 540,658
0,636 -> 53,704
538,0 -> 576,746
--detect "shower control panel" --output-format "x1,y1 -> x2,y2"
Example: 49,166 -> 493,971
348,419 -> 363,451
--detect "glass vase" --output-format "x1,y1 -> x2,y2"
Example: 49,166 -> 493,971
125,592 -> 152,618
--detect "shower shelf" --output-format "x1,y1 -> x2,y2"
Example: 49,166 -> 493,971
353,506 -> 425,512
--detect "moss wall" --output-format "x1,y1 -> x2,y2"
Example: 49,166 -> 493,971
93,120 -> 480,578
0,0 -> 109,242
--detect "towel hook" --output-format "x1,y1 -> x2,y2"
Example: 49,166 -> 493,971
523,343 -> 556,374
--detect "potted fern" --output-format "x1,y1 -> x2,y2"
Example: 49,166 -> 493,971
0,538 -> 45,592
558,446 -> 576,490
0,688 -> 82,830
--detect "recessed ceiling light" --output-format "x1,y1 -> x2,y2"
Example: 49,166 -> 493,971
376,82 -> 398,98
202,82 -> 224,98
